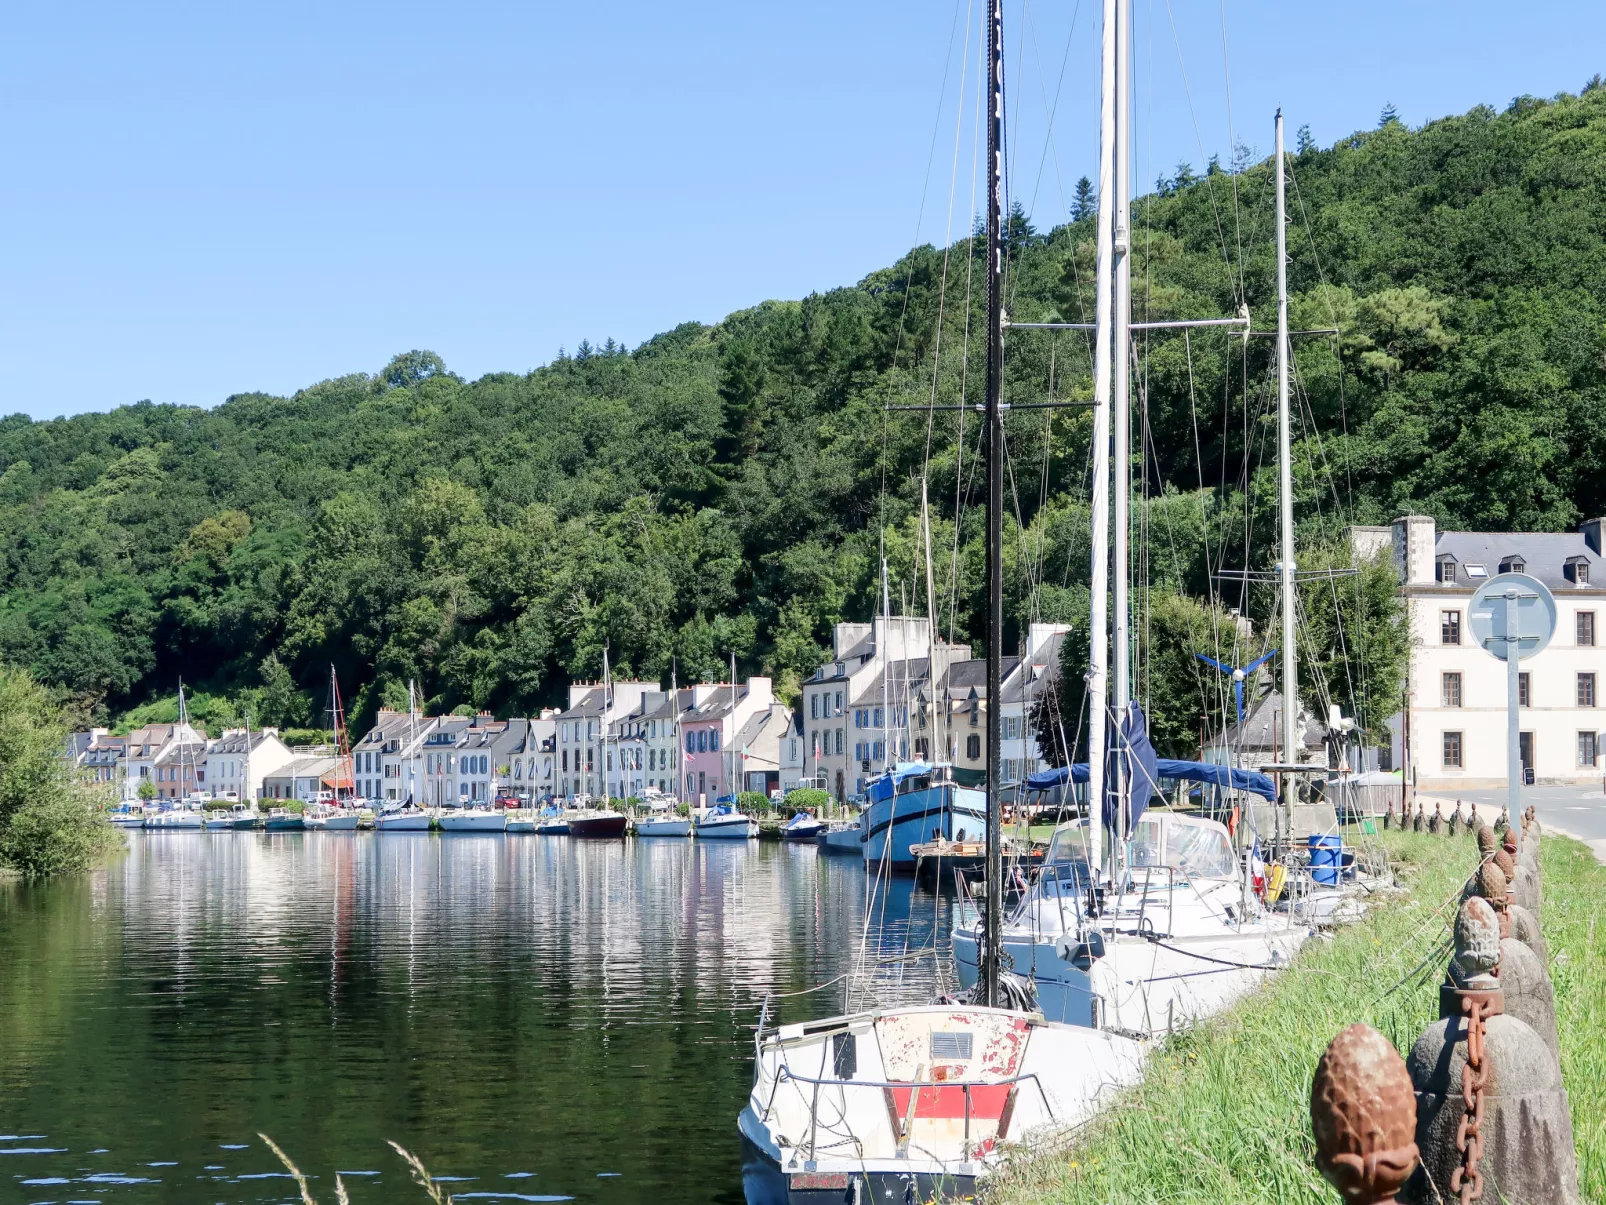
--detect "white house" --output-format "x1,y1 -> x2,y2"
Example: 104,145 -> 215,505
1355,515 -> 1606,791
554,680 -> 657,801
202,728 -> 295,802
999,623 -> 1072,786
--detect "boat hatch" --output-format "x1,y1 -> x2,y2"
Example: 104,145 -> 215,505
931,1032 -> 973,1060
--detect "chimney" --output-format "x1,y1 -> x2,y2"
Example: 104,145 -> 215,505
1582,517 -> 1606,556
1391,515 -> 1437,586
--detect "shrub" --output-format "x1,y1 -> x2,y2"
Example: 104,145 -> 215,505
784,787 -> 831,814
736,790 -> 770,815
0,667 -> 121,876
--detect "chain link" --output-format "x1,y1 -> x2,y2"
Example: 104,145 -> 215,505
1450,996 -> 1488,1204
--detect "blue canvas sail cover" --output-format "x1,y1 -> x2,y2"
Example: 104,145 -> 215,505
1024,704 -> 1276,809
866,762 -> 936,803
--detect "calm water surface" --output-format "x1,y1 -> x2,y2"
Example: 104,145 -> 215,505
0,832 -> 953,1205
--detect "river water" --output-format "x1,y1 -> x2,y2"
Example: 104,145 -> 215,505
0,832 -> 955,1205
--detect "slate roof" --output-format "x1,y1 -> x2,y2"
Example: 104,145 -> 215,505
1434,531 -> 1603,591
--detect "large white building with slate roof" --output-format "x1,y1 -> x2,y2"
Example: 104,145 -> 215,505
1355,515 -> 1606,791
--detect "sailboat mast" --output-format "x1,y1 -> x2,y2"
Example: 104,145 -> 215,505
729,648 -> 738,798
1086,0 -> 1118,880
921,478 -> 942,765
1274,111 -> 1297,763
1111,0 -> 1133,855
981,0 -> 1005,1011
881,559 -> 892,774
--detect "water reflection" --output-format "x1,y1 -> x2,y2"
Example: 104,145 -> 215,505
0,833 -> 951,1203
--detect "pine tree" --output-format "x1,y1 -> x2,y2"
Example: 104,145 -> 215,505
1296,124 -> 1315,155
1071,175 -> 1096,221
1379,103 -> 1399,128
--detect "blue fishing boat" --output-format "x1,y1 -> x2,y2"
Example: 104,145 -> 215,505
779,810 -> 826,842
860,762 -> 987,874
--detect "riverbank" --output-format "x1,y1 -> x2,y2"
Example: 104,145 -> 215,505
986,827 -> 1606,1204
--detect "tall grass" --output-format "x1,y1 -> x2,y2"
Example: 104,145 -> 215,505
985,829 -> 1603,1204
258,1134 -> 449,1205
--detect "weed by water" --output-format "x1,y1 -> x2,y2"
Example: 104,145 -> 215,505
984,828 -> 1604,1204
257,1134 -> 450,1204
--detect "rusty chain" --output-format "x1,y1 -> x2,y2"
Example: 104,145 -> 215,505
1450,996 -> 1488,1204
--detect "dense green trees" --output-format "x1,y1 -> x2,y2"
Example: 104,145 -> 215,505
0,87 -> 1601,739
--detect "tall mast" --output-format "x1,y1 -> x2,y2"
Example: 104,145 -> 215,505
1274,111 -> 1297,763
921,478 -> 942,765
1111,0 -> 1133,852
881,559 -> 892,774
1087,0 -> 1118,880
671,661 -> 681,804
729,648 -> 738,798
981,0 -> 1005,1011
603,643 -> 612,801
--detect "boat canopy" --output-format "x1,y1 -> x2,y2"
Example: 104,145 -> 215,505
865,762 -> 936,803
1025,757 -> 1277,803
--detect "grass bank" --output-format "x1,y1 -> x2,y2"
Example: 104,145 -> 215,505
986,828 -> 1606,1204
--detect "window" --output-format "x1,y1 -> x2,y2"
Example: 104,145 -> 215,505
1002,716 -> 1022,741
1442,672 -> 1462,707
836,729 -> 845,755
1580,612 -> 1596,647
873,707 -> 883,728
1443,731 -> 1463,769
1441,610 -> 1461,645
810,694 -> 819,719
1565,558 -> 1590,586
872,740 -> 884,762
1519,672 -> 1531,708
1498,556 -> 1525,575
835,691 -> 843,714
966,734 -> 981,760
1580,731 -> 1599,767
1435,557 -> 1457,584
1580,673 -> 1597,708
710,729 -> 720,751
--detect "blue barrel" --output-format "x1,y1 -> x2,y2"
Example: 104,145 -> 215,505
1309,834 -> 1343,887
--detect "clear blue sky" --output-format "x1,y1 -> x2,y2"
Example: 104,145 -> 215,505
3,1 -> 1602,419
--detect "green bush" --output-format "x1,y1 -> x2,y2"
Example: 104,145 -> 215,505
784,787 -> 830,814
0,667 -> 121,877
736,790 -> 770,815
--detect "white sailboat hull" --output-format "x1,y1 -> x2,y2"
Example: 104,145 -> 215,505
438,810 -> 506,832
375,812 -> 431,831
635,816 -> 693,836
695,814 -> 758,839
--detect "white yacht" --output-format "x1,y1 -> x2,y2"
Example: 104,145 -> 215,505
694,800 -> 758,840
437,806 -> 507,833
375,804 -> 432,832
635,810 -> 693,837
951,810 -> 1309,1035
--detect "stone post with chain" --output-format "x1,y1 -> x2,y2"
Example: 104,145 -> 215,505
1311,1023 -> 1419,1204
1403,896 -> 1579,1204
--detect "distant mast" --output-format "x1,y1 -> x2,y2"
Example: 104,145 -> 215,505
1274,110 -> 1298,765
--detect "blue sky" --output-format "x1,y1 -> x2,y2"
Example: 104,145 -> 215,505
3,1 -> 1602,419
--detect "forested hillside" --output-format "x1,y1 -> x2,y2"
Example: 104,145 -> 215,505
4,83 -> 1604,736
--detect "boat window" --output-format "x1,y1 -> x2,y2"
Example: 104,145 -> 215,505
897,775 -> 931,795
1045,826 -> 1092,868
1164,821 -> 1237,879
1129,817 -> 1164,868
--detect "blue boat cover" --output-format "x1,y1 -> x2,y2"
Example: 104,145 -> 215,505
866,762 -> 936,803
1025,749 -> 1277,803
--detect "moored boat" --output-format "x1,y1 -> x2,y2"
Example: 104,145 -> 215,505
505,809 -> 537,833
263,808 -> 306,832
375,806 -> 431,832
695,800 -> 758,840
634,811 -> 693,836
861,763 -> 988,874
568,808 -> 629,838
779,811 -> 826,842
145,807 -> 204,830
438,807 -> 507,833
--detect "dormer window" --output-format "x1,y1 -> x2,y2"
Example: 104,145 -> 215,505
1565,557 -> 1590,585
1435,556 -> 1458,584
1466,564 -> 1488,580
1498,556 -> 1525,575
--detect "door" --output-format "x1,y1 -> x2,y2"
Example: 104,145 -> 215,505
1519,732 -> 1534,784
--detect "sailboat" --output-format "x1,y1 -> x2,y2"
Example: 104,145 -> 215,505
308,668 -> 361,830
145,683 -> 204,829
948,93 -> 1316,1036
376,681 -> 432,831
695,653 -> 759,839
567,646 -> 631,837
740,7 -> 1147,1197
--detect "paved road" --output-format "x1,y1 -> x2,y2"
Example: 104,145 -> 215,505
1419,783 -> 1606,861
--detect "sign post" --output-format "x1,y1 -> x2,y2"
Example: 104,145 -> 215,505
1469,571 -> 1557,859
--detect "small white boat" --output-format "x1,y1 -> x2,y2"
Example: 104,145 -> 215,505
109,808 -> 150,828
740,1003 -> 1143,1202
438,807 -> 507,833
306,804 -> 360,831
145,808 -> 204,830
635,813 -> 693,837
695,801 -> 758,840
375,807 -> 432,832
780,811 -> 827,842
505,810 -> 537,833
203,809 -> 235,830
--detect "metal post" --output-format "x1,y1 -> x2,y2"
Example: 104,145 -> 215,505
981,0 -> 1005,1011
1505,590 -> 1523,858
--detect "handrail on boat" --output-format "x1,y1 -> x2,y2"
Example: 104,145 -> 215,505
771,1066 -> 1058,1163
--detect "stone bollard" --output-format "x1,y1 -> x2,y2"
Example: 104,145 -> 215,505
1428,802 -> 1442,835
1412,803 -> 1425,833
1405,897 -> 1580,1205
1495,804 -> 1510,838
1311,1024 -> 1419,1204
1446,803 -> 1460,839
1462,865 -> 1555,1050
1503,830 -> 1541,917
1384,801 -> 1395,830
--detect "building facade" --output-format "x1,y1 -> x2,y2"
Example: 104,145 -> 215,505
202,728 -> 295,802
1357,515 -> 1606,790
